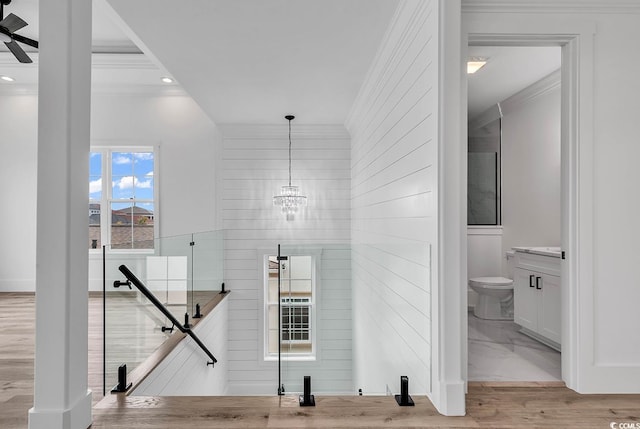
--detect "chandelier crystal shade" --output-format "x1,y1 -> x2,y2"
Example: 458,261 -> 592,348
273,115 -> 307,220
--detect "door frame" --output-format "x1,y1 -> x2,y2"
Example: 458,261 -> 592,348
457,16 -> 596,395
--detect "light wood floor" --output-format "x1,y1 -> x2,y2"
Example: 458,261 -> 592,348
2,293 -> 640,429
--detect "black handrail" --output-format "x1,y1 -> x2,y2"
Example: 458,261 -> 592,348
118,264 -> 217,366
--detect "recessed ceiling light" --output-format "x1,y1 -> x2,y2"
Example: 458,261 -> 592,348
1,75 -> 15,82
467,57 -> 488,74
161,77 -> 174,84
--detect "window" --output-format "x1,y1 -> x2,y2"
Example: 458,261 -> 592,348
89,148 -> 156,250
265,255 -> 315,358
468,118 -> 502,225
281,297 -> 311,342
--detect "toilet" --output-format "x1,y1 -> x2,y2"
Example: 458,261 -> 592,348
469,276 -> 514,320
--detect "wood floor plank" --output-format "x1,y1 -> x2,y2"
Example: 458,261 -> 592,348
2,293 -> 640,429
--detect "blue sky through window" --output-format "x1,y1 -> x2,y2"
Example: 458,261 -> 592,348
89,151 -> 154,201
89,152 -> 102,200
112,152 -> 154,200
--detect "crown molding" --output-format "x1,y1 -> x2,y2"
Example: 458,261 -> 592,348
0,52 -> 156,68
0,83 -> 188,97
462,0 -> 640,14
91,84 -> 187,97
91,53 -> 157,70
500,69 -> 560,115
0,52 -> 185,95
469,69 -> 560,128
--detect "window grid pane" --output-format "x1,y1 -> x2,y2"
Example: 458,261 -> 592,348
90,149 -> 155,250
281,305 -> 310,342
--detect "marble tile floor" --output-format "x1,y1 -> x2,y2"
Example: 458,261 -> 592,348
468,311 -> 561,381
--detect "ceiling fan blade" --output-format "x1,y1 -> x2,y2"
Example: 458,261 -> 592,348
0,13 -> 28,34
5,40 -> 32,63
12,33 -> 38,48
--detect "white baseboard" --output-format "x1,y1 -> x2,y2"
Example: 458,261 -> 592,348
28,390 -> 92,429
428,379 -> 466,416
0,279 -> 35,292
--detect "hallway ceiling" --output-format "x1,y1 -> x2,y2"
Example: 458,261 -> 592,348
104,0 -> 398,124
1,1 -> 562,126
1,0 -> 398,124
467,46 -> 561,120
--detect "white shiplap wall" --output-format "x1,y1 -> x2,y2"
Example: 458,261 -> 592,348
346,0 -> 437,395
133,297 -> 229,396
219,125 -> 352,394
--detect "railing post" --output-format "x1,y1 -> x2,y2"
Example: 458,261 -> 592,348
395,376 -> 414,406
111,364 -> 132,393
299,376 -> 315,406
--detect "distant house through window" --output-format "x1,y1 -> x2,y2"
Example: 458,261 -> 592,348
89,148 -> 156,250
265,255 -> 315,359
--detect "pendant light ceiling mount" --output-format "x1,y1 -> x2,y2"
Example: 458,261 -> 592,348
273,115 -> 307,221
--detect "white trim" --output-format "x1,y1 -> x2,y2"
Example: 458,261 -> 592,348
28,390 -> 92,429
91,85 -> 187,97
0,279 -> 36,292
462,12 -> 596,394
0,52 -> 187,96
432,0 -> 466,417
461,0 -> 640,14
91,53 -> 156,69
467,226 -> 503,236
469,69 -> 561,127
500,69 -> 561,116
0,84 -> 188,96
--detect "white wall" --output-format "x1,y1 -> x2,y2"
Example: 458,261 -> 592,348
463,1 -> 640,393
0,95 -> 38,292
0,89 -> 218,292
219,124 -> 352,394
91,92 -> 218,238
500,72 -> 561,273
133,296 -> 229,396
87,92 -> 218,291
347,0 -> 437,396
590,11 -> 640,388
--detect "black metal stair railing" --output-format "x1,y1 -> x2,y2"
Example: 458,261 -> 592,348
118,264 -> 217,366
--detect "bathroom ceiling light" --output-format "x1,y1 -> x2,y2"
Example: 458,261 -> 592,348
467,57 -> 488,74
1,75 -> 15,82
161,77 -> 173,83
273,115 -> 307,221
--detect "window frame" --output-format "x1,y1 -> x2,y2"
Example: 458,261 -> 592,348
89,145 -> 159,253
262,250 -> 319,362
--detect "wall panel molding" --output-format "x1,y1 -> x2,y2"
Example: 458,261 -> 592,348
462,0 -> 640,14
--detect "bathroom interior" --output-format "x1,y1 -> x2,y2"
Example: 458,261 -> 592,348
466,45 -> 563,382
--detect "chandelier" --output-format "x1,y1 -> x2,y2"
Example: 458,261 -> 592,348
273,115 -> 307,220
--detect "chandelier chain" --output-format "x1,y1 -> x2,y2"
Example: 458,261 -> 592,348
288,117 -> 292,187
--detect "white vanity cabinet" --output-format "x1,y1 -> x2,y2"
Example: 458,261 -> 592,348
513,248 -> 561,351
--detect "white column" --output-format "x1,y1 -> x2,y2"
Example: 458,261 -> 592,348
28,0 -> 92,427
432,0 -> 465,416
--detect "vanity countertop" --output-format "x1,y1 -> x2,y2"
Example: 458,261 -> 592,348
512,246 -> 561,258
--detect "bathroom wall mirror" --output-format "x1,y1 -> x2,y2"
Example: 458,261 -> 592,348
468,117 -> 501,225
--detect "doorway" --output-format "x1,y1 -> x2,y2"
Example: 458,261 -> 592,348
466,45 -> 562,382
457,29 -> 590,395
